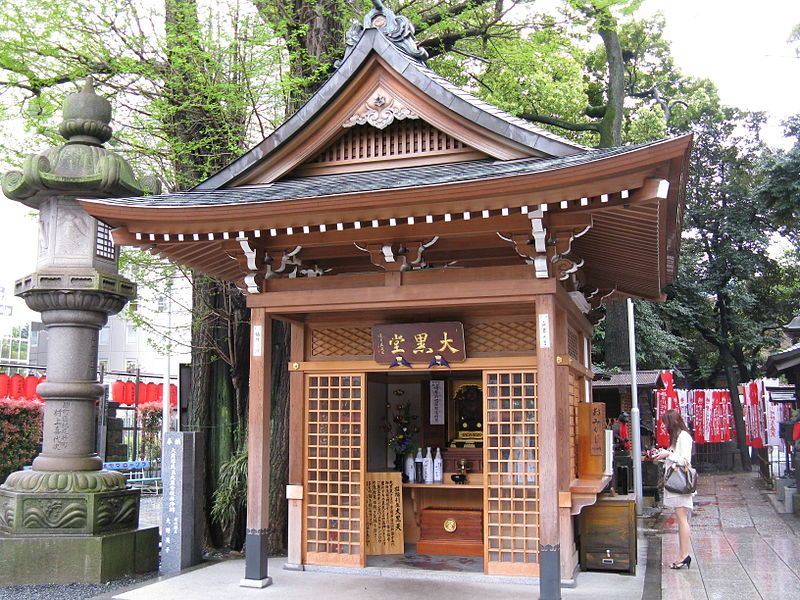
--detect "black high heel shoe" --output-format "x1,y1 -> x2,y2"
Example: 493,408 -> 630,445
670,556 -> 691,569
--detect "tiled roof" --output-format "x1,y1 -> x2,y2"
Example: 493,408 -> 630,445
765,341 -> 800,376
195,27 -> 585,191
592,370 -> 666,388
93,141 -> 660,208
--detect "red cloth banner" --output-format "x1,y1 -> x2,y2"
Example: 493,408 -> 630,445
693,390 -> 706,444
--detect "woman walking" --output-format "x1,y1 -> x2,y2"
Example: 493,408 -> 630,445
656,409 -> 694,569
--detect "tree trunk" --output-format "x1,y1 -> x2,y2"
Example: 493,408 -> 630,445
188,273 -> 214,546
596,12 -> 624,148
254,0 -> 346,114
717,295 -> 752,470
720,344 -> 751,471
267,320 -> 291,554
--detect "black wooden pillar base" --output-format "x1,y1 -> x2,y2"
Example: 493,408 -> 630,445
539,543 -> 561,600
241,530 -> 272,588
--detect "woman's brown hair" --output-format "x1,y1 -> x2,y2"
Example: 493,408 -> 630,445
661,409 -> 690,449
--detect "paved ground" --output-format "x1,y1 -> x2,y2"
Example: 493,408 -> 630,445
0,470 -> 784,600
657,472 -> 800,600
107,553 -> 646,600
109,471 -> 800,600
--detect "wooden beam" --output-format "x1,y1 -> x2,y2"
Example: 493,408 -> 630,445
248,274 -> 556,313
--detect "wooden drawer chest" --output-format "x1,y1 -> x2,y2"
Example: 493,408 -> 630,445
579,494 -> 636,574
417,507 -> 483,557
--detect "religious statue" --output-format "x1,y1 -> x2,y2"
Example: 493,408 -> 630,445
449,383 -> 483,448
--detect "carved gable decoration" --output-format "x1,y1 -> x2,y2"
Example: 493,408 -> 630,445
343,87 -> 418,130
292,117 -> 487,176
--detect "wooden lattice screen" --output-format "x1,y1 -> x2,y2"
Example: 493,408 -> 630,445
567,328 -> 580,361
304,374 -> 365,566
299,120 -> 474,173
484,370 -> 540,576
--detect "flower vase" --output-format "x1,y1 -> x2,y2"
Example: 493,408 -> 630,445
394,454 -> 409,482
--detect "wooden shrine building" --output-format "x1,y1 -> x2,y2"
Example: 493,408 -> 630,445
80,3 -> 691,598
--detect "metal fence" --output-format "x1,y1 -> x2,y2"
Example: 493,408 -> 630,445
693,441 -> 738,472
754,444 -> 795,489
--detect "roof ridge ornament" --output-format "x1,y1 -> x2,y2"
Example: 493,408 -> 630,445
338,0 -> 428,67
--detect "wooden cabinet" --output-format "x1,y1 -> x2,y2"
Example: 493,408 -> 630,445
417,506 -> 483,557
579,494 -> 636,574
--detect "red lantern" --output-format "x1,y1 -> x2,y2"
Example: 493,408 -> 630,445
23,375 -> 39,400
136,382 -> 147,405
112,380 -> 125,404
170,383 -> 178,407
0,373 -> 9,398
9,374 -> 25,399
122,381 -> 134,405
146,382 -> 158,403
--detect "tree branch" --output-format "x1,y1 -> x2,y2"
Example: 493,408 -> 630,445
519,113 -> 599,132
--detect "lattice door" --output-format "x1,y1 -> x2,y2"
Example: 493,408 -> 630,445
304,374 -> 365,566
484,370 -> 540,576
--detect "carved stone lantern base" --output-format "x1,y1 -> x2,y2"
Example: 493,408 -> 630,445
0,470 -> 137,536
0,470 -> 159,584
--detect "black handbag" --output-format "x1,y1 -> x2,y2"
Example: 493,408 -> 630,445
664,462 -> 697,494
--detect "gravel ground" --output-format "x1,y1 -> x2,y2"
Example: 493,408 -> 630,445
0,573 -> 158,600
0,496 -> 164,600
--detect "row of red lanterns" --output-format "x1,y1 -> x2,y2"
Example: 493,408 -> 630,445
0,373 -> 44,401
0,374 -> 177,407
110,380 -> 178,407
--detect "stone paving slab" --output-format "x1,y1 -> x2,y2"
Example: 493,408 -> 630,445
658,472 -> 800,600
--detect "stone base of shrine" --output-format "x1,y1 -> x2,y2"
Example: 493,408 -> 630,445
0,526 -> 159,585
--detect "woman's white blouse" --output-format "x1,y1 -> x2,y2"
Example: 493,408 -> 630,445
666,430 -> 693,466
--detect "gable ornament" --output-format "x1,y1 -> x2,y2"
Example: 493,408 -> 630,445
343,88 -> 419,130
337,0 -> 429,67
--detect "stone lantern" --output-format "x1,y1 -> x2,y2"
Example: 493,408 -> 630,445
0,78 -> 160,584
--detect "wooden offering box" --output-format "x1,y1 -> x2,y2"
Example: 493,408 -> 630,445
417,507 -> 483,557
579,494 -> 636,574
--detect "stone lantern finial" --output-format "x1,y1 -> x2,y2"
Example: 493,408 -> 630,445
1,76 -> 160,208
58,77 -> 113,145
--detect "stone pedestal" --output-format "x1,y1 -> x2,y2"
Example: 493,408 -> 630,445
0,527 -> 159,586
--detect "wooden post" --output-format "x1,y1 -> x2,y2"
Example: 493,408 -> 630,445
241,308 -> 273,588
286,319 -> 305,569
536,294 -> 561,600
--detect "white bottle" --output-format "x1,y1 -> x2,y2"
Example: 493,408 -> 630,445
414,448 -> 424,483
423,446 -> 434,483
404,453 -> 416,483
433,447 -> 443,483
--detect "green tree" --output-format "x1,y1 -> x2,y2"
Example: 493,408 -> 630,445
661,109 -> 800,468
757,115 -> 800,238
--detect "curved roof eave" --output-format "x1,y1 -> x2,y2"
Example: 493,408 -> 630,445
194,28 -> 585,191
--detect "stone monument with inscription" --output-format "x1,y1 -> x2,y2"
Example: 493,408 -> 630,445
0,78 -> 160,585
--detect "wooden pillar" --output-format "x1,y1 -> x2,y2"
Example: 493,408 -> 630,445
286,320 -> 305,569
536,294 -> 561,600
241,308 -> 273,588
554,305 -> 578,576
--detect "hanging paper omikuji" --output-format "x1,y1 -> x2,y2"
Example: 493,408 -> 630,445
653,381 -> 735,445
744,380 -> 766,449
655,371 -> 679,448
693,390 -> 706,444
